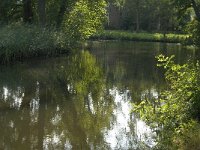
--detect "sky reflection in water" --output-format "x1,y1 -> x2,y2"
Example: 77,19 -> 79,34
0,41 -> 197,149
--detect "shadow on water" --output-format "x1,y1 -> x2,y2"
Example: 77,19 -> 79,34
0,41 -> 198,149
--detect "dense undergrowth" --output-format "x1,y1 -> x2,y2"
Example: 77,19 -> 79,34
0,24 -> 71,63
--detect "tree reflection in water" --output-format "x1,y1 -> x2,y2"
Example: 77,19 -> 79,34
0,51 -> 115,149
0,41 -> 192,149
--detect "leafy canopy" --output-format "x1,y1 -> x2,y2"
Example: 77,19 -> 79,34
62,0 -> 107,46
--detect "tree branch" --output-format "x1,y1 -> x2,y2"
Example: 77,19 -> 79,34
191,0 -> 200,22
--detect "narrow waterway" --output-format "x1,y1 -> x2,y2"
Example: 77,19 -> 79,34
0,41 -> 197,149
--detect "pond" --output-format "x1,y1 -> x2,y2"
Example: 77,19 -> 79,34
0,41 -> 198,150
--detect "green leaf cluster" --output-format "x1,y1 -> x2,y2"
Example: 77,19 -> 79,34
186,20 -> 200,47
0,24 -> 67,63
133,55 -> 200,149
62,0 -> 107,47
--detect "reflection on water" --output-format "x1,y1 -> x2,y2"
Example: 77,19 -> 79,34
0,41 -> 197,149
104,88 -> 155,149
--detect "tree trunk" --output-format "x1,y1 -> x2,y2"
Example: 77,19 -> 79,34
56,0 -> 67,28
38,0 -> 46,26
136,8 -> 140,32
135,0 -> 140,32
157,3 -> 161,31
23,0 -> 33,23
157,15 -> 161,31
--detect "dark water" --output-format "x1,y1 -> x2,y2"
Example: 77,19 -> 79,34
0,41 -> 197,150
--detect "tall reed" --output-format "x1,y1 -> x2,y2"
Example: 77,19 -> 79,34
0,24 -> 68,63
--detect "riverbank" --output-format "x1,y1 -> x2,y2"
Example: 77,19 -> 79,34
91,30 -> 191,44
0,24 -> 71,64
0,26 -> 192,64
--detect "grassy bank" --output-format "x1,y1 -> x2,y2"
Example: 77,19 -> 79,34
91,30 -> 191,44
0,26 -> 192,64
0,24 -> 71,64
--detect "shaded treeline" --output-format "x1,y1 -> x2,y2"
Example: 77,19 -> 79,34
0,0 -> 73,27
107,0 -> 200,34
0,0 -> 106,63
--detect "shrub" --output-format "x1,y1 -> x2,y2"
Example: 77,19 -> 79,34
133,55 -> 200,149
186,20 -> 200,47
0,23 -> 68,63
62,0 -> 107,47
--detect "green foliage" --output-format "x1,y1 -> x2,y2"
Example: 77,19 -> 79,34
0,0 -> 22,24
109,0 -> 126,8
92,30 -> 190,43
0,0 -> 108,63
172,0 -> 200,47
186,20 -> 200,47
173,121 -> 200,150
62,0 -> 107,47
107,0 -> 186,32
0,24 -> 67,63
133,55 -> 200,149
172,0 -> 200,21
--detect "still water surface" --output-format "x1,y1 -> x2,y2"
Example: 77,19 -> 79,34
0,41 -> 197,149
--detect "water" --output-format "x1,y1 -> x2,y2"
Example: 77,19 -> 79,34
0,41 -> 197,150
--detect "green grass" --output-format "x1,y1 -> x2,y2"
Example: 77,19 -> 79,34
91,30 -> 191,44
0,24 -> 70,64
0,26 -> 192,64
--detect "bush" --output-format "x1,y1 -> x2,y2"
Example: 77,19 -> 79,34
0,23 -> 68,63
186,20 -> 200,47
62,0 -> 106,47
173,121 -> 200,150
133,55 -> 200,149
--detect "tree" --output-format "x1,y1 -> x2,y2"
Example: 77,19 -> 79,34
121,0 -> 178,32
173,0 -> 200,46
38,0 -> 46,26
173,0 -> 200,22
62,0 -> 107,46
134,0 -> 142,32
0,0 -> 23,24
191,0 -> 200,21
23,0 -> 33,23
56,0 -> 68,27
